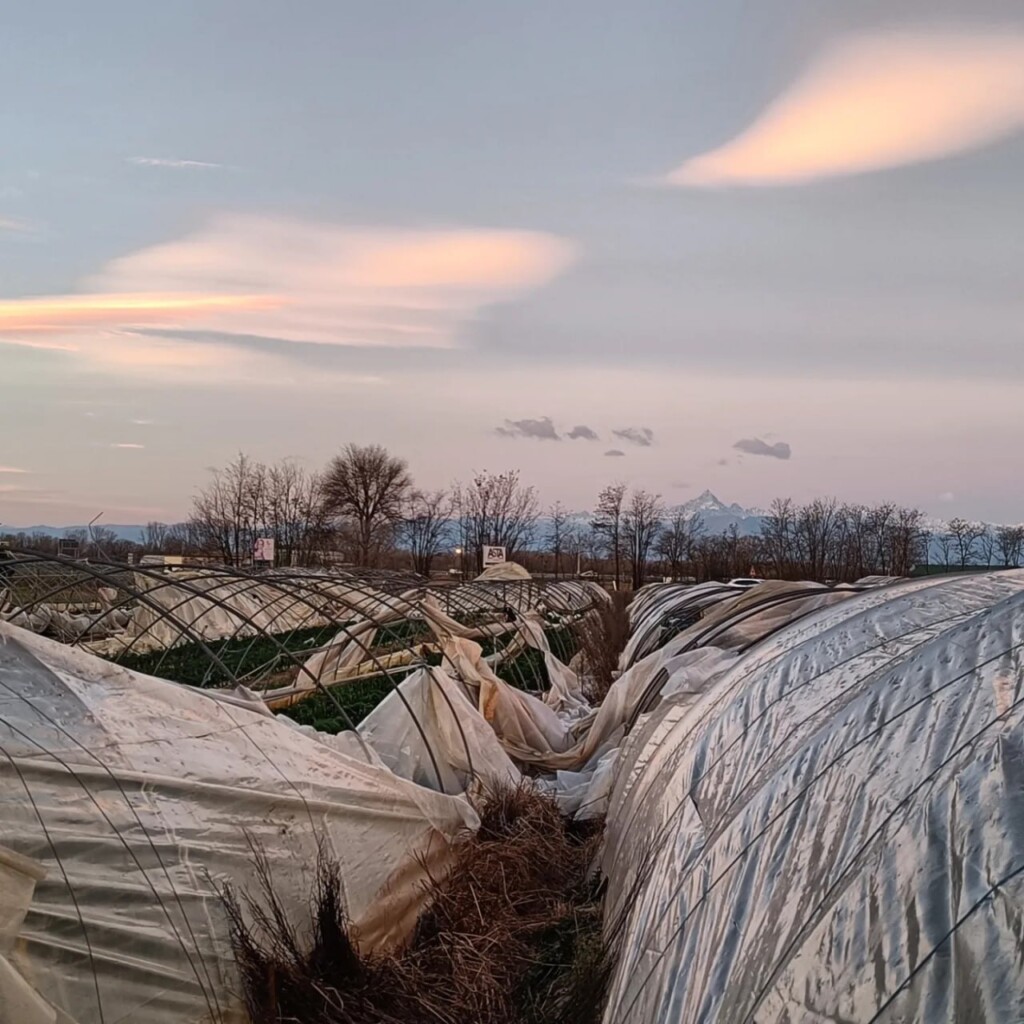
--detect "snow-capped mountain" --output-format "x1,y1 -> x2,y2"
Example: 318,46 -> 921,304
672,490 -> 766,536
542,492 -> 766,540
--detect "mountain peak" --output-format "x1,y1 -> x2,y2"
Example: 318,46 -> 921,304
683,489 -> 728,513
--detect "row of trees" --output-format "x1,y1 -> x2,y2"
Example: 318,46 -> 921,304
760,499 -> 924,580
181,448 -> 543,574
932,518 -> 1024,571
5,443 -> 1023,584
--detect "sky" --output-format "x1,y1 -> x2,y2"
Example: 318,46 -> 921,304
2,0 -> 1023,526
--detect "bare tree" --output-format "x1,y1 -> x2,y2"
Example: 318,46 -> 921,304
761,498 -> 798,579
86,526 -> 119,559
656,508 -> 704,579
166,521 -> 201,556
995,524 -> 1024,568
322,444 -> 411,567
189,453 -> 330,566
592,483 -> 627,587
887,507 -> 926,577
188,452 -> 262,564
264,460 -> 331,567
796,498 -> 839,581
562,523 -> 585,576
547,501 -> 570,578
455,469 -> 539,572
400,489 -> 453,577
623,489 -> 665,588
936,531 -> 955,569
143,521 -> 169,552
916,528 -> 932,574
946,517 -> 985,569
977,526 -> 996,568
759,498 -> 927,582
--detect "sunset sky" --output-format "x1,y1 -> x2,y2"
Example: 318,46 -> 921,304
2,0 -> 1023,525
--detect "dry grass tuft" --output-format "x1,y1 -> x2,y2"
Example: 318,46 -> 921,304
220,784 -> 613,1024
572,591 -> 631,701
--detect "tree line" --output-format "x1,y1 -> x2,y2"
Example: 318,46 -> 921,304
3,443 -> 1022,584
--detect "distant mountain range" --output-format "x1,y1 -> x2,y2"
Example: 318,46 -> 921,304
541,490 -> 765,542
11,493 -> 1000,554
4,525 -> 149,543
5,492 -> 767,547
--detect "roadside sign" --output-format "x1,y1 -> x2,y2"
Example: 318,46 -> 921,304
253,537 -> 275,564
483,545 -> 506,566
58,538 -> 80,560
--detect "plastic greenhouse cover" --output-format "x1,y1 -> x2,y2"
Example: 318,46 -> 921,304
0,621 -> 476,1024
603,570 -> 1024,1024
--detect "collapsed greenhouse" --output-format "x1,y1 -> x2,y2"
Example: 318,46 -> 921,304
1,553 -> 1022,1022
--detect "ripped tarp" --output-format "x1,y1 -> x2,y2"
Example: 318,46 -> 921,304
359,666 -> 522,794
603,570 -> 1024,1024
0,621 -> 476,1024
354,615 -> 737,795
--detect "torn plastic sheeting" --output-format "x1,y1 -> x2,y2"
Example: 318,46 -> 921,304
621,579 -> 874,673
666,580 -> 840,650
536,747 -> 620,820
0,621 -> 477,1024
285,592 -> 531,697
603,570 -> 1024,1024
620,583 -> 737,670
1,604 -> 132,641
437,631 -> 725,774
358,665 -> 521,794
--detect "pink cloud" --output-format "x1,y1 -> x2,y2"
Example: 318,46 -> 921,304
84,215 -> 575,348
667,30 -> 1024,186
0,216 -> 576,378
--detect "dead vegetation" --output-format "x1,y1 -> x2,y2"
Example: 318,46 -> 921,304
571,591 -> 631,701
220,785 -> 613,1024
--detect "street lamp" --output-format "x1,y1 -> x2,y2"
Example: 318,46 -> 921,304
454,546 -> 464,580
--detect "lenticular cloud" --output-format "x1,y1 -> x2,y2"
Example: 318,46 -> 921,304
667,30 -> 1024,186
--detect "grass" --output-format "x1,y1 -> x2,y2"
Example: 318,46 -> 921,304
281,673 -> 417,733
569,594 -> 630,702
218,784 -> 613,1024
371,618 -> 432,649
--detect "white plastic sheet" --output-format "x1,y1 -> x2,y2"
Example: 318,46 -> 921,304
603,571 -> 1024,1024
0,622 -> 477,1024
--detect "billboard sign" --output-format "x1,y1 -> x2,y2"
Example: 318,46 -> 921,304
483,545 -> 507,566
253,537 -> 275,564
58,538 -> 80,560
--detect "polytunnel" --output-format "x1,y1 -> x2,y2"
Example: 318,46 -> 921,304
0,552 -> 612,1022
5,551 -> 1023,1023
602,570 -> 1024,1024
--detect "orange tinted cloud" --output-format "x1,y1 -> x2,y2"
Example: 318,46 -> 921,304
0,216 -> 575,355
668,31 -> 1024,186
342,230 -> 574,289
0,293 -> 279,333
